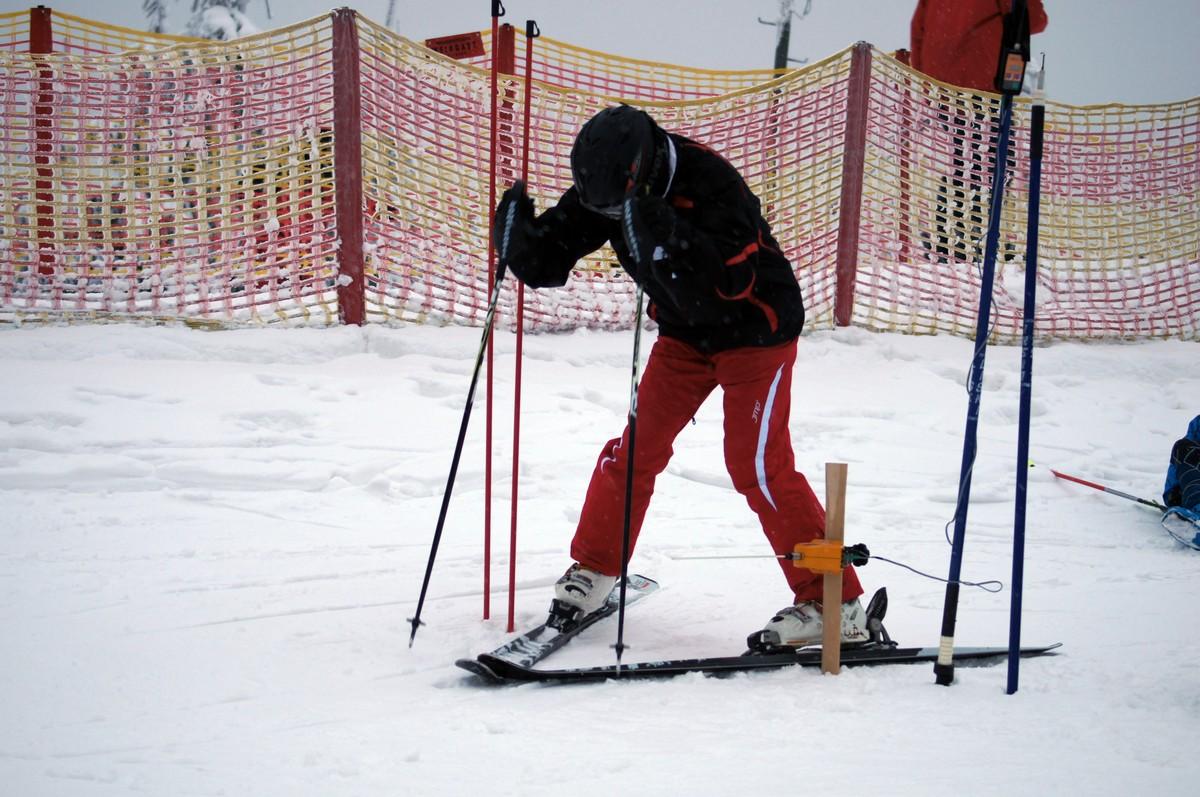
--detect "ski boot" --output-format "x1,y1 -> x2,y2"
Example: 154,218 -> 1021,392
546,563 -> 617,631
746,587 -> 893,654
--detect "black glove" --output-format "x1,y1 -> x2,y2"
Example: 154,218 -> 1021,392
634,195 -> 677,243
621,195 -> 679,271
493,180 -> 535,281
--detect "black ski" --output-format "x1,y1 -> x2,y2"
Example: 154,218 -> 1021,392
455,574 -> 659,679
468,642 -> 1062,685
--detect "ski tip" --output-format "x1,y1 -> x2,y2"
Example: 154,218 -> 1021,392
625,573 -> 659,590
455,657 -> 504,684
1010,642 -> 1062,656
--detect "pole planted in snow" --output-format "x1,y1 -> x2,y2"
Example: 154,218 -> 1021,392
407,269 -> 510,646
934,0 -> 1031,687
508,19 -> 540,634
611,187 -> 655,672
611,283 -> 645,672
1008,102 -> 1045,695
933,93 -> 1017,686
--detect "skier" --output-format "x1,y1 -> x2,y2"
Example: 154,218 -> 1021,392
909,0 -> 1049,262
909,0 -> 1048,95
493,104 -> 867,647
1163,415 -> 1200,517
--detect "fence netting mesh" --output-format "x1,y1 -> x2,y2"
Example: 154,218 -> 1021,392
1,14 -> 339,324
1,10 -> 1196,339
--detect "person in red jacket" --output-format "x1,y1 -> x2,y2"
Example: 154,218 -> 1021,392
910,0 -> 1048,94
493,105 -> 867,647
910,0 -> 1048,261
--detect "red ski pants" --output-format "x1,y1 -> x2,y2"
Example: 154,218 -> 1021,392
570,336 -> 863,604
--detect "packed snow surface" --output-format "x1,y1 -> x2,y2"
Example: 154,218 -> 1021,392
1,323 -> 1197,796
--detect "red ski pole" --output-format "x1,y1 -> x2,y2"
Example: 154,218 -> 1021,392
1043,466 -> 1167,512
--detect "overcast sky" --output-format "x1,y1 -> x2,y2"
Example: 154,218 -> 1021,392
9,1 -> 1199,106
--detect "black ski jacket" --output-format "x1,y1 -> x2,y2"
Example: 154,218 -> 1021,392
507,134 -> 805,353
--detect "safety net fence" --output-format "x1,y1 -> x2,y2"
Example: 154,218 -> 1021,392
860,54 -> 1199,340
1,8 -> 1196,340
1,11 -> 339,324
358,18 -> 848,331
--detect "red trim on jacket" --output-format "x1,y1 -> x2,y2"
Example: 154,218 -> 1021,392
725,241 -> 758,266
747,295 -> 779,333
716,271 -> 756,302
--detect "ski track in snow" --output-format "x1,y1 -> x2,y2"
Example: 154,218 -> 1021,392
0,324 -> 1197,796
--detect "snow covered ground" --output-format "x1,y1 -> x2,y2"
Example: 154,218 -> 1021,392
1,322 -> 1197,796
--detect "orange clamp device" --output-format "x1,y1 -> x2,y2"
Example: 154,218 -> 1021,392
788,541 -> 845,574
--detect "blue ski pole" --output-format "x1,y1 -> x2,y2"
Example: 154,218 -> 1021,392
933,92 -> 1016,687
934,0 -> 1032,687
1008,102 -> 1045,695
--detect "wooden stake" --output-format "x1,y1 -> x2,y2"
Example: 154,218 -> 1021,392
822,462 -> 848,674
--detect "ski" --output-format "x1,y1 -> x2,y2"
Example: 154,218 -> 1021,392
468,642 -> 1062,685
455,574 -> 659,680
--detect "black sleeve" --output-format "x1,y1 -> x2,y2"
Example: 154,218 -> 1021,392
506,187 -> 614,289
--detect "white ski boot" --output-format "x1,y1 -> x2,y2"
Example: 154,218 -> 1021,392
757,597 -> 870,649
548,563 -> 617,629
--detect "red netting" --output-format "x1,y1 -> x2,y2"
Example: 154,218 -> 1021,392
360,18 -> 850,333
0,16 -> 340,324
1,10 -> 1196,340
856,55 -> 1200,340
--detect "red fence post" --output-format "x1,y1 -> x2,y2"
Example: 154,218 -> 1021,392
834,42 -> 872,327
894,49 -> 914,264
507,19 -> 538,634
331,8 -> 365,325
31,6 -> 54,278
494,25 -> 517,180
483,17 -> 516,620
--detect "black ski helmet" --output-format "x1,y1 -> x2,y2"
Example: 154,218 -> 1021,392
570,105 -> 664,218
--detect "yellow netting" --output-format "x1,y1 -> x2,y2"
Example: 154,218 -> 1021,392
857,54 -> 1199,340
0,10 -> 28,50
356,18 -> 494,326
0,16 -> 340,325
1,9 -> 1196,338
0,9 -> 203,54
50,11 -> 202,54
359,16 -> 853,331
476,27 -> 786,100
